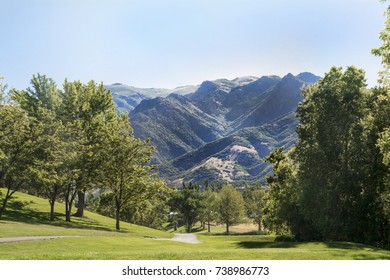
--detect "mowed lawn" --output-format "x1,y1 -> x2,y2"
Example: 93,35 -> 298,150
0,189 -> 389,260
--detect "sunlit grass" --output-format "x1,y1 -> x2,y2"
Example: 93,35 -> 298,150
0,189 -> 389,260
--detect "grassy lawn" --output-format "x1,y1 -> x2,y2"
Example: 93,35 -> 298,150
0,189 -> 389,260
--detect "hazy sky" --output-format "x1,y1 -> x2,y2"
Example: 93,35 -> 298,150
0,0 -> 386,89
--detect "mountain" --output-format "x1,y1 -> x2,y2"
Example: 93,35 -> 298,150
128,76 -> 260,162
130,94 -> 226,161
110,72 -> 321,184
105,83 -> 199,113
159,112 -> 298,185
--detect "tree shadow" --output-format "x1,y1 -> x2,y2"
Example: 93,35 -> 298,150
2,200 -> 116,232
236,241 -> 300,249
324,242 -> 383,251
204,231 -> 265,236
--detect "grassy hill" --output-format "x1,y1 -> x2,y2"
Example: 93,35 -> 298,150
0,189 -> 389,260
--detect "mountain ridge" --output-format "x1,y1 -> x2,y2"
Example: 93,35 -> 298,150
109,72 -> 321,184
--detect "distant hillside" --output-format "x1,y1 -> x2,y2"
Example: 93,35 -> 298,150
159,112 -> 299,185
105,83 -> 199,113
109,72 -> 321,184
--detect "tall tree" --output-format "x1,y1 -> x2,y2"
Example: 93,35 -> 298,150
372,2 -> 390,85
0,77 -> 5,104
263,147 -> 317,239
199,189 -> 217,232
244,186 -> 266,232
363,86 -> 390,246
215,185 -> 245,235
12,74 -> 65,221
295,66 -> 389,243
101,114 -> 155,230
0,104 -> 32,218
59,80 -> 116,220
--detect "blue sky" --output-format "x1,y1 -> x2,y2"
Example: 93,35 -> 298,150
0,0 -> 386,89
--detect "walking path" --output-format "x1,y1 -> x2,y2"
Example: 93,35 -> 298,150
0,233 -> 201,244
147,233 -> 202,244
0,236 -> 80,243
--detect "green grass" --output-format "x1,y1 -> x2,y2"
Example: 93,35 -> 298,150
1,189 -> 389,260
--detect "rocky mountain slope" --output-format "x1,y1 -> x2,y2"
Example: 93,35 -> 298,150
110,72 -> 320,184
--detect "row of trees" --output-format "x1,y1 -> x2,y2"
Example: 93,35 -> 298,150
165,182 -> 265,234
0,74 -> 168,230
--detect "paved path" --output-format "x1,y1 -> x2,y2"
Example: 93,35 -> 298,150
0,236 -> 80,243
148,233 -> 201,244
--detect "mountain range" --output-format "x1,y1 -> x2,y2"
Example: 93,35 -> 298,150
107,72 -> 321,185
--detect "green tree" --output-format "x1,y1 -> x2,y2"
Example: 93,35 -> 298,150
263,147 -> 316,239
0,105 -> 32,218
12,74 -> 66,221
244,186 -> 266,232
90,180 -> 171,230
0,76 -> 6,104
100,114 -> 155,230
128,183 -> 171,230
199,189 -> 217,232
360,87 -> 390,246
59,80 -> 116,221
169,182 -> 204,233
372,2 -> 390,85
60,80 -> 116,217
215,185 -> 245,235
295,66 -> 388,243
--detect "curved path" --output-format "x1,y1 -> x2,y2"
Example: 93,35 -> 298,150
0,236 -> 80,243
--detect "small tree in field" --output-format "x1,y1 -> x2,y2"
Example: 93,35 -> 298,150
169,183 -> 204,233
244,187 -> 266,231
216,185 -> 245,235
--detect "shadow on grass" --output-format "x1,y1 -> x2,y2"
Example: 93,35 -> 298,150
2,199 -> 116,232
236,241 -> 300,249
202,231 -> 265,236
324,242 -> 383,251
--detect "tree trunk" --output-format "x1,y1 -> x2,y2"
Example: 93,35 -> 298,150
208,221 -> 211,233
187,223 -> 192,233
0,196 -> 8,219
74,190 -> 85,217
0,188 -> 12,219
49,188 -> 58,221
65,201 -> 71,222
49,200 -> 55,221
258,217 -> 262,231
116,207 -> 121,231
65,194 -> 75,222
226,223 -> 230,235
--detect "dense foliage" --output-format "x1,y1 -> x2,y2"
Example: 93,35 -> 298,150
0,75 -> 165,230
